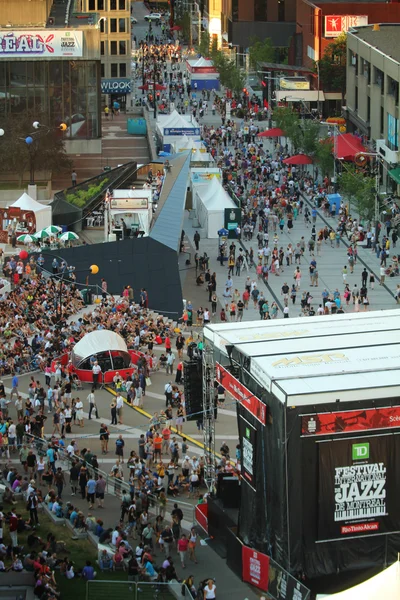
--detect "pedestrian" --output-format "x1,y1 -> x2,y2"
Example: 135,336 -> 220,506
116,393 -> 124,424
87,388 -> 98,420
110,401 -> 117,425
188,526 -> 198,563
380,265 -> 386,285
71,170 -> 77,187
177,533 -> 189,567
193,231 -> 200,251
116,434 -> 125,464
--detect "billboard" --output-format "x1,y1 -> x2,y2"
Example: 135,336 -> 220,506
302,406 -> 400,437
101,78 -> 132,94
324,15 -> 368,38
318,434 -> 400,541
163,127 -> 201,136
242,545 -> 269,591
388,113 -> 399,150
215,362 -> 266,425
239,416 -> 257,490
0,31 -> 83,58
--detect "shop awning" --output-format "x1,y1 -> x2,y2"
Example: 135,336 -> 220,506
334,133 -> 367,161
275,90 -> 325,102
389,167 -> 400,185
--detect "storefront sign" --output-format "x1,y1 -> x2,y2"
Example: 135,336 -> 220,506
101,78 -> 132,94
242,545 -> 269,591
280,78 -> 310,90
239,416 -> 257,490
110,198 -> 148,209
0,30 -> 83,57
216,363 -> 266,425
164,127 -> 200,136
318,435 -> 400,541
324,15 -> 368,37
302,406 -> 400,437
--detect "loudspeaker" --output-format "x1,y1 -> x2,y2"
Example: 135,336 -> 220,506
184,360 -> 202,421
219,476 -> 240,509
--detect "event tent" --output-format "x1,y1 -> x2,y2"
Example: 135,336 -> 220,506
196,178 -> 236,238
71,330 -> 131,369
11,193 -> 52,232
316,561 -> 400,600
334,133 -> 367,161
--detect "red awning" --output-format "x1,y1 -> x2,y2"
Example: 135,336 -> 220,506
257,127 -> 285,137
282,154 -> 313,165
334,133 -> 367,161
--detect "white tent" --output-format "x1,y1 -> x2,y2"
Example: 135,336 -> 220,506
71,330 -> 130,368
196,178 -> 236,238
316,561 -> 400,600
156,110 -> 201,143
11,193 -> 52,232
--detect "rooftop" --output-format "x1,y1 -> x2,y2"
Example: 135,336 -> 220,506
349,23 -> 400,64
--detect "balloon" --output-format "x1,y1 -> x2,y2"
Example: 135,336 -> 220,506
0,129 -> 4,137
25,136 -> 33,145
32,121 -> 40,129
19,250 -> 28,260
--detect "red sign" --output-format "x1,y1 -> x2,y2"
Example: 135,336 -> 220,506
242,545 -> 269,591
215,363 -> 266,425
324,15 -> 368,38
195,503 -> 208,534
302,406 -> 400,437
191,66 -> 217,74
341,522 -> 379,535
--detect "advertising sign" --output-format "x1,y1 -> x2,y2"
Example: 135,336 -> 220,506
280,78 -> 310,91
224,207 -> 241,238
239,416 -> 257,490
302,406 -> 400,437
191,171 -> 221,183
215,362 -> 266,425
388,113 -> 399,150
110,198 -> 148,209
318,435 -> 400,541
242,545 -> 269,591
0,30 -> 83,58
164,127 -> 200,136
324,15 -> 368,38
268,560 -> 310,600
101,78 -> 132,94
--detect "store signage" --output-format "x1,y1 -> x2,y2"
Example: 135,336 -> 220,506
239,416 -> 257,490
324,15 -> 368,38
302,406 -> 400,437
0,30 -> 83,57
164,127 -> 200,136
318,434 -> 400,541
216,363 -> 266,425
242,545 -> 269,591
101,78 -> 132,94
191,66 -> 217,74
280,78 -> 310,90
110,197 -> 148,209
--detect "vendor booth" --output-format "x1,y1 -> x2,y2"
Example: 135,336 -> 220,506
104,189 -> 153,242
205,310 -> 400,582
0,193 -> 52,244
71,330 -> 136,384
195,177 -> 236,238
190,169 -> 221,211
156,110 -> 201,153
186,57 -> 220,90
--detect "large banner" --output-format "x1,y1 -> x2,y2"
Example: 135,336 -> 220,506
216,362 -> 266,425
318,435 -> 400,541
0,31 -> 83,57
302,406 -> 400,437
242,545 -> 269,591
268,558 -> 310,600
239,415 -> 257,490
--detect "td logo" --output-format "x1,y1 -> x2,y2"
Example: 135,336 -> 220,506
245,427 -> 250,439
352,442 -> 369,460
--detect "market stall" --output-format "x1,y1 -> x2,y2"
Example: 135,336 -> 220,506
156,110 -> 201,153
0,193 -> 52,244
186,57 -> 220,90
195,177 -> 236,238
104,189 -> 153,242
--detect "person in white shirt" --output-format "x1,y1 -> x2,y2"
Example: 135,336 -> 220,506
75,398 -> 84,428
87,388 -> 98,420
204,579 -> 216,599
116,394 -> 124,424
166,352 -> 175,375
92,361 -> 102,389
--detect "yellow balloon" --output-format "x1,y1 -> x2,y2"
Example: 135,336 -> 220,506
90,264 -> 99,275
339,125 -> 346,133
59,123 -> 67,131
94,298 -> 101,304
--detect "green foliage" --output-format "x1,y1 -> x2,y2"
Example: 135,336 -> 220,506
0,110 -> 72,186
175,13 -> 191,42
196,32 -> 245,94
314,137 -> 334,177
197,32 -> 211,58
248,36 -> 275,69
316,33 -> 347,94
338,165 -> 376,220
66,177 -> 109,208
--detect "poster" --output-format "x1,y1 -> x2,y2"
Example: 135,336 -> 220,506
318,435 -> 400,541
0,30 -> 83,57
239,416 -> 257,490
242,545 -> 269,591
215,362 -> 266,425
301,405 -> 400,437
268,561 -> 310,600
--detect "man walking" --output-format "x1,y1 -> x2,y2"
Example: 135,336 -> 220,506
71,170 -> 77,187
193,231 -> 200,251
92,361 -> 102,390
87,388 -> 98,420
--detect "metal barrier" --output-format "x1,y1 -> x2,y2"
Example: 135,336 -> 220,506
86,580 -> 191,600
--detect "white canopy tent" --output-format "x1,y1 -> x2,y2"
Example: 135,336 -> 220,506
71,330 -> 130,368
196,178 -> 236,238
156,110 -> 201,147
11,193 -> 52,232
316,561 -> 400,600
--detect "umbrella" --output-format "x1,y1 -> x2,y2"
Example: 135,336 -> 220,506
282,154 -> 313,165
138,83 -> 167,91
33,230 -> 50,240
44,225 -> 62,235
170,25 -> 181,31
17,234 -> 35,243
257,127 -> 285,137
158,151 -> 171,157
59,231 -> 79,242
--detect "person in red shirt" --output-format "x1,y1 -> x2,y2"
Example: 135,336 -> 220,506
164,336 -> 171,352
242,289 -> 250,309
162,426 -> 171,454
177,534 -> 189,567
9,511 -> 18,548
153,434 -> 163,461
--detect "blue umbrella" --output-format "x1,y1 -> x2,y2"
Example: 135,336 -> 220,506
158,151 -> 171,157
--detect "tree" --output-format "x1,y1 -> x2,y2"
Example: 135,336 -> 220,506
211,51 -> 246,94
338,165 -> 376,221
314,138 -> 334,178
316,33 -> 347,95
0,110 -> 72,186
248,36 -> 275,69
197,31 -> 211,58
175,14 -> 191,43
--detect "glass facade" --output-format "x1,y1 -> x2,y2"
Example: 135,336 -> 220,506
0,59 -> 101,140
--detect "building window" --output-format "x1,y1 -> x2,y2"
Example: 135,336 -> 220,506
89,0 -> 95,9
119,41 -> 127,55
348,50 -> 357,70
119,63 -> 126,77
380,106 -> 384,136
388,113 -> 399,151
119,18 -> 126,32
98,0 -> 104,9
100,41 -> 105,55
100,18 -> 105,32
119,0 -> 125,8
254,0 -> 267,21
278,0 -> 285,21
101,63 -> 105,78
110,18 -> 117,32
111,63 -> 118,77
232,0 -> 238,21
110,41 -> 118,55
387,76 -> 399,104
374,67 -> 384,94
360,58 -> 370,83
110,0 -> 117,9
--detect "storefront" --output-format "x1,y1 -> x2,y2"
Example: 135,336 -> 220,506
0,28 -> 102,154
101,77 -> 132,110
